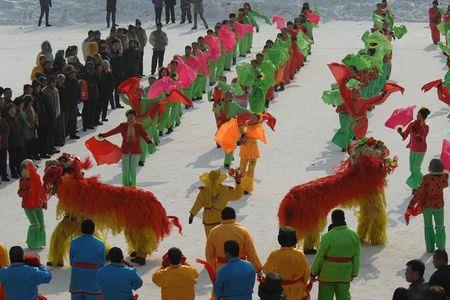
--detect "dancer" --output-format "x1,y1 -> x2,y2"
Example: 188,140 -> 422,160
189,169 -> 243,237
406,159 -> 448,253
239,114 -> 262,194
430,1 -> 443,44
18,160 -> 46,250
99,109 -> 153,187
398,107 -> 431,191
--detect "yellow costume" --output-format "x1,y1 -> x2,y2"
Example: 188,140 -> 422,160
0,243 -> 8,299
205,219 -> 263,272
152,265 -> 199,300
263,247 -> 310,300
239,135 -> 259,193
190,170 -> 244,237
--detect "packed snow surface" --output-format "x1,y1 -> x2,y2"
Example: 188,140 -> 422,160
0,12 -> 450,300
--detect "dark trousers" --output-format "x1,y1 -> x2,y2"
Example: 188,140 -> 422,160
27,138 -> 39,159
181,6 -> 192,23
106,8 -> 116,27
39,5 -> 49,26
155,7 -> 163,24
101,91 -> 113,120
165,5 -> 175,23
139,50 -> 144,76
114,87 -> 122,107
151,50 -> 165,74
82,101 -> 93,129
55,116 -> 65,145
38,127 -> 51,155
8,146 -> 24,177
0,148 -> 7,178
65,110 -> 77,137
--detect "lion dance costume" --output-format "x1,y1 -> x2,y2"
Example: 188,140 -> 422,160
278,138 -> 397,252
44,154 -> 181,266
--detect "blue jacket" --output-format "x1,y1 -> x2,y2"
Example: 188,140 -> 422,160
152,0 -> 163,8
69,234 -> 106,295
213,258 -> 256,300
96,263 -> 143,300
0,263 -> 52,300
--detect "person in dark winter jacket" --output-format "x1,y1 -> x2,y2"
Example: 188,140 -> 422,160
52,50 -> 66,75
62,68 -> 80,139
405,259 -> 428,300
98,60 -> 115,122
56,74 -> 67,146
152,0 -> 163,25
23,95 -> 40,160
165,0 -> 177,24
108,39 -> 125,109
106,0 -> 118,28
0,114 -> 9,182
149,23 -> 168,75
80,58 -> 101,131
98,40 -> 109,60
38,0 -> 52,27
258,273 -> 287,300
32,80 -> 53,158
3,103 -> 25,178
13,98 -> 31,161
123,40 -> 140,80
192,0 -> 208,30
135,19 -> 148,77
429,250 -> 450,298
180,0 -> 192,23
43,76 -> 61,149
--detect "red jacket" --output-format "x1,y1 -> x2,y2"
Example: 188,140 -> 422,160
18,178 -> 41,209
429,7 -> 442,24
401,120 -> 429,153
103,122 -> 151,154
409,173 -> 449,209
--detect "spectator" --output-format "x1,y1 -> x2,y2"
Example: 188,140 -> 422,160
123,40 -> 140,80
52,50 -> 66,74
80,57 -> 101,130
30,55 -> 45,81
405,259 -> 428,300
149,23 -> 168,75
106,27 -> 124,53
42,76 -> 61,150
13,98 -> 31,161
36,41 -> 54,65
152,247 -> 199,300
191,0 -> 208,30
62,67 -> 80,140
96,247 -> 143,300
82,30 -> 95,63
0,246 -> 52,300
70,219 -> 106,300
310,209 -> 361,300
135,19 -> 148,77
32,79 -> 53,158
98,40 -> 109,60
0,114 -> 9,182
38,0 -> 52,27
23,96 -> 39,160
165,0 -> 176,24
117,28 -> 130,51
392,287 -> 409,300
258,273 -> 287,300
2,88 -> 12,110
4,103 -> 25,178
429,250 -> 450,297
263,226 -> 309,300
108,39 -> 125,109
205,207 -> 263,273
14,84 -> 33,104
56,74 -> 66,146
180,0 -> 192,24
426,285 -> 447,300
98,60 -> 115,122
213,240 -> 256,300
106,0 -> 118,28
152,0 -> 164,25
126,25 -> 140,46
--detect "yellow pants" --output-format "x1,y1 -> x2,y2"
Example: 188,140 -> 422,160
240,158 -> 257,193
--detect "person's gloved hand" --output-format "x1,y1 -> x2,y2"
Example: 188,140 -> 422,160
188,214 -> 194,224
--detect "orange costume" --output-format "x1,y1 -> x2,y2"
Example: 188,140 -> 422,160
239,134 -> 259,194
263,248 -> 310,300
152,264 -> 199,300
205,219 -> 263,272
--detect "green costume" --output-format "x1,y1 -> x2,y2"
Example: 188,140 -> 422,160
122,153 -> 140,187
311,225 -> 361,300
424,208 -> 446,253
24,207 -> 46,249
406,152 -> 426,189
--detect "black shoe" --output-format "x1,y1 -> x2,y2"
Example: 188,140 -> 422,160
188,20 -> 192,23
224,68 -> 231,71
88,126 -> 95,130
216,143 -> 221,148
304,249 -> 317,255
70,135 -> 80,140
113,24 -> 119,27
41,154 -> 51,159
191,26 -> 197,30
239,54 -> 246,57
2,176 -> 10,182
131,257 -> 146,266
102,118 -> 109,122
116,105 -> 124,109
233,58 -> 236,65
46,24 -> 52,27
159,131 -> 163,137
138,161 -> 144,167
185,105 -> 190,109
49,148 -> 60,154
244,191 -> 250,195
167,127 -> 173,134
55,143 -> 64,147
11,174 -> 19,179
209,81 -> 216,86
180,21 -> 185,24
175,123 -> 180,127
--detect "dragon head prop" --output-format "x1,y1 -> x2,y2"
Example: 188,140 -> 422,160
349,137 -> 398,173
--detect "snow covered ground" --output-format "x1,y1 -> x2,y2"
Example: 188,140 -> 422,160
0,18 -> 450,300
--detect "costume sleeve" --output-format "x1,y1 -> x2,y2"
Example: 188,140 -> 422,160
351,233 -> 361,277
401,122 -> 412,140
244,230 -> 263,272
310,234 -> 330,277
223,184 -> 244,202
103,123 -> 123,138
131,268 -> 144,290
151,268 -> 165,287
137,124 -> 151,144
190,189 -> 205,216
18,179 -> 29,199
408,177 -> 428,209
100,243 -> 106,267
300,252 -> 310,284
205,233 -> 217,270
32,266 -> 52,285
262,252 -> 275,275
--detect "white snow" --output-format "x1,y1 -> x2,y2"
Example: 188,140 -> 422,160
0,17 -> 450,300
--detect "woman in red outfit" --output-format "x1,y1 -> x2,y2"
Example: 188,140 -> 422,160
429,1 -> 442,44
99,110 -> 152,187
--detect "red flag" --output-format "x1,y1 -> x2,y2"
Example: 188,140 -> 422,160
405,202 -> 423,225
119,77 -> 142,114
442,139 -> 450,171
85,136 -> 122,166
422,79 -> 450,106
196,259 -> 216,283
385,105 -> 416,130
146,90 -> 193,122
421,79 -> 442,93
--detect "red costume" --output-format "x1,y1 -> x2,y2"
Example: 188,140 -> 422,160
103,122 -> 151,154
429,7 -> 442,44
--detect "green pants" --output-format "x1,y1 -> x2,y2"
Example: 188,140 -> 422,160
140,128 -> 156,163
24,208 -> 46,249
158,104 -> 171,132
423,207 -> 446,253
249,88 -> 265,114
224,51 -> 232,70
193,75 -> 206,99
318,282 -> 351,300
150,118 -> 160,145
406,151 -> 425,189
209,61 -> 217,84
122,153 -> 140,187
332,113 -> 354,149
224,151 -> 234,166
216,53 -> 226,79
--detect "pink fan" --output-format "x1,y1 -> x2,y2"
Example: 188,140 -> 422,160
442,140 -> 450,171
185,55 -> 200,71
306,11 -> 321,24
147,76 -> 180,98
218,24 -> 237,53
272,16 -> 286,30
384,105 -> 416,130
176,56 -> 198,89
204,34 -> 221,62
195,49 -> 210,76
232,21 -> 254,40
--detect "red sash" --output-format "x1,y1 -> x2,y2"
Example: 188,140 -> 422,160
71,262 -> 101,270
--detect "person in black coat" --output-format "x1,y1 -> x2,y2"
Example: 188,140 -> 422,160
3,103 -> 25,178
429,250 -> 450,298
108,39 -> 125,109
39,0 -> 52,27
32,79 -> 54,158
165,0 -> 176,24
98,60 -> 116,122
80,58 -> 101,130
62,68 -> 80,139
0,114 -> 9,182
106,0 -> 118,28
122,40 -> 140,80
